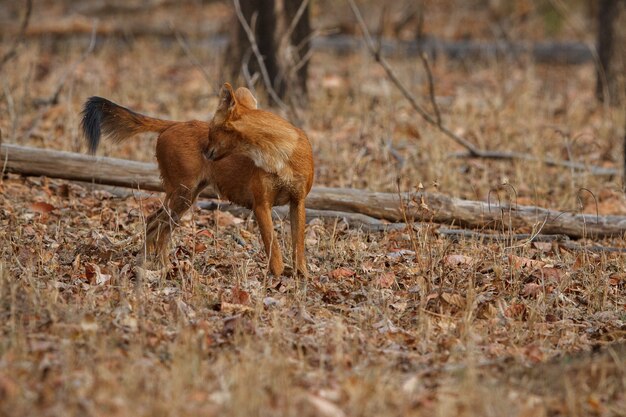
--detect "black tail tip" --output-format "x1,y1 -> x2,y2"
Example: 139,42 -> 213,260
81,96 -> 107,155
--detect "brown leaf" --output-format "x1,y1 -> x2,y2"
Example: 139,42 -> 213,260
509,254 -> 545,271
196,229 -> 213,238
522,283 -> 542,297
531,267 -> 563,283
194,242 -> 207,253
609,273 -> 625,286
523,344 -> 544,363
377,271 -> 396,288
441,292 -> 465,308
505,302 -> 526,319
220,302 -> 253,314
532,241 -> 553,253
573,253 -> 601,269
329,267 -> 355,280
214,211 -> 243,227
84,263 -> 111,286
444,254 -> 475,267
30,201 -> 55,213
231,286 -> 250,305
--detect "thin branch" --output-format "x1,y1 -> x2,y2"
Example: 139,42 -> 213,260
289,48 -> 313,78
279,0 -> 310,50
241,49 -> 259,95
232,0 -> 289,112
419,52 -> 441,126
347,0 -> 618,177
348,0 -> 481,155
0,0 -> 32,72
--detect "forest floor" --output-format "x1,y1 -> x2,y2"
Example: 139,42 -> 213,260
1,1 -> 625,416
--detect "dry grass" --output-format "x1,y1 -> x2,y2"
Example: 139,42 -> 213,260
1,1 -> 625,416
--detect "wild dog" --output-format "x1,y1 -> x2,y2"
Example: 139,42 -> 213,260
207,83 -> 314,277
80,86 -> 313,276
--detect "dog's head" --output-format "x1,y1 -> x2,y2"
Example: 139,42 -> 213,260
206,83 -> 257,161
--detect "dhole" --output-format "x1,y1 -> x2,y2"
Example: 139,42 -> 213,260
207,83 -> 314,276
80,84 -> 314,277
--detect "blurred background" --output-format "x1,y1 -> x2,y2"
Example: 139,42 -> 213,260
1,0 -> 624,211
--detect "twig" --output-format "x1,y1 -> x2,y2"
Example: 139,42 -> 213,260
279,0 -> 310,50
0,0 -> 32,72
289,48 -> 313,79
232,0 -> 289,113
241,50 -> 259,95
347,0 -> 618,177
347,0 -> 482,154
419,52 -> 441,126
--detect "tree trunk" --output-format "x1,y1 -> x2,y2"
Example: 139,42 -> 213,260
223,0 -> 311,104
224,0 -> 281,94
596,0 -> 625,105
3,143 -> 626,239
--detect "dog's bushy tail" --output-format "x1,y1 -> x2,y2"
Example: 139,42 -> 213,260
81,97 -> 175,154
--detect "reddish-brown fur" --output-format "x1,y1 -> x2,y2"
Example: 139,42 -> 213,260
207,83 -> 314,276
81,86 -> 314,276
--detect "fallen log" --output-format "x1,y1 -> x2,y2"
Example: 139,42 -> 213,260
2,143 -> 626,239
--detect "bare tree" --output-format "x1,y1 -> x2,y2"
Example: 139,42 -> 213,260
222,0 -> 312,106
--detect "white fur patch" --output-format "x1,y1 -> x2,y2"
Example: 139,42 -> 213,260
248,146 -> 293,180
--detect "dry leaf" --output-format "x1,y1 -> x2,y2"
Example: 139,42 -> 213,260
30,201 -> 55,213
196,229 -> 213,238
194,242 -> 207,253
609,273 -> 625,286
532,241 -> 553,252
377,271 -> 396,288
231,286 -> 250,305
531,267 -> 563,282
505,302 -> 526,319
84,263 -> 111,286
522,283 -> 542,297
220,302 -> 253,314
509,254 -> 545,271
329,267 -> 355,280
444,254 -> 475,267
441,292 -> 465,308
390,301 -> 407,312
215,211 -> 243,227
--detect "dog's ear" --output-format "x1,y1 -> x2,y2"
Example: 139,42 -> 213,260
220,82 -> 237,110
234,87 -> 258,109
213,82 -> 237,125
